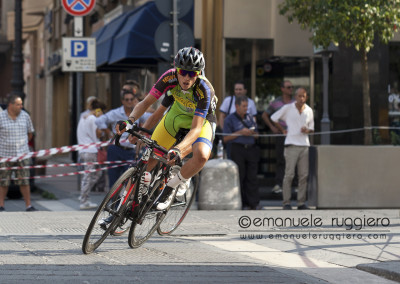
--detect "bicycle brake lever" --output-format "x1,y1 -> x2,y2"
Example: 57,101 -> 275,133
110,133 -> 121,147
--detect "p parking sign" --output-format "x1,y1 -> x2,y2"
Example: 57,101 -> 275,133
62,37 -> 96,72
71,40 -> 88,57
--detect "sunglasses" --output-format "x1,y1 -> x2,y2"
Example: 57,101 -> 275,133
285,86 -> 294,89
124,98 -> 135,102
177,68 -> 200,78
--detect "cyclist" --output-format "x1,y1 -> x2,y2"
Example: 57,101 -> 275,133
116,47 -> 217,210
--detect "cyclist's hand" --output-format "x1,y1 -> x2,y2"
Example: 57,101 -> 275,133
167,148 -> 181,166
115,120 -> 133,135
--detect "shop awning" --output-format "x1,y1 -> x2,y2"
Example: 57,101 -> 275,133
94,11 -> 131,68
92,1 -> 193,72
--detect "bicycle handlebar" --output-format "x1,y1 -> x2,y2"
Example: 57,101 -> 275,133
110,124 -> 168,156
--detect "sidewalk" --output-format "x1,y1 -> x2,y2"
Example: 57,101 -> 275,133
32,154 -> 284,210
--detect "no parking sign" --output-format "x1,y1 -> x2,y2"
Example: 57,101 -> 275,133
61,0 -> 96,17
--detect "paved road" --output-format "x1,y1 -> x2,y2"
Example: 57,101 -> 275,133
1,208 -> 399,283
1,156 -> 399,283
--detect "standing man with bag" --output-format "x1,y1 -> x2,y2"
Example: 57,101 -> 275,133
223,96 -> 261,210
217,81 -> 257,159
95,87 -> 151,191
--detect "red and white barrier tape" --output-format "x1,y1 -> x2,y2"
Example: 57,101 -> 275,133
0,138 -> 129,163
2,125 -> 400,163
0,160 -> 135,171
2,163 -> 131,181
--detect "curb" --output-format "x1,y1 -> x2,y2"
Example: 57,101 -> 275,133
356,262 -> 400,283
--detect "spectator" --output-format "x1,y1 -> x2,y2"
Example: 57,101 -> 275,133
95,86 -> 151,190
77,99 -> 107,209
78,96 -> 106,192
124,79 -> 155,113
223,96 -> 261,210
262,80 -> 295,194
218,81 -> 257,158
0,95 -> 37,212
80,96 -> 97,120
271,87 -> 314,210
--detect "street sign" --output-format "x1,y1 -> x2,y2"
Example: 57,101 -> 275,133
154,21 -> 194,61
61,0 -> 96,17
155,0 -> 193,19
62,37 -> 96,72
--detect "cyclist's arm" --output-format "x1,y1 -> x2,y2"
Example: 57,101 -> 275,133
117,95 -> 157,135
174,115 -> 204,158
142,104 -> 167,131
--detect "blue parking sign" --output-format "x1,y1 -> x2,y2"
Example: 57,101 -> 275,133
71,40 -> 87,57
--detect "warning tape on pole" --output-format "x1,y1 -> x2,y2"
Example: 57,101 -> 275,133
0,160 -> 135,171
2,163 -> 131,181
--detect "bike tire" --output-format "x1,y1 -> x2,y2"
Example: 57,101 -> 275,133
82,167 -> 137,254
127,179 -> 166,249
157,174 -> 199,235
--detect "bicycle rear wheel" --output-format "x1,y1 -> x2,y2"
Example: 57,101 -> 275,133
82,167 -> 137,254
157,174 -> 199,235
128,180 -> 165,248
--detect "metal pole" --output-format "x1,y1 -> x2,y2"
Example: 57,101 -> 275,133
321,52 -> 331,144
11,0 -> 25,98
172,0 -> 179,57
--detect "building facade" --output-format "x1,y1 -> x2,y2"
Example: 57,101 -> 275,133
1,0 -> 400,168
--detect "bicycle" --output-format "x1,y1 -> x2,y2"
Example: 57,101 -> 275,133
82,124 -> 199,254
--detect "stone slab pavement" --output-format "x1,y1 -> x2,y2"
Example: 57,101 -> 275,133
1,155 -> 400,283
0,209 -> 399,283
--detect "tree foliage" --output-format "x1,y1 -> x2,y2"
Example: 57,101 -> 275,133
279,0 -> 400,144
279,0 -> 400,52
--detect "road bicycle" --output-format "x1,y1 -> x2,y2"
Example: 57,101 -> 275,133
82,124 -> 199,254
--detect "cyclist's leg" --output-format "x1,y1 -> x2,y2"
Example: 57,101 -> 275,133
180,120 -> 214,179
156,121 -> 214,210
146,114 -> 177,172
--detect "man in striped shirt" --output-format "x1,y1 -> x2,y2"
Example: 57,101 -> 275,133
0,95 -> 36,212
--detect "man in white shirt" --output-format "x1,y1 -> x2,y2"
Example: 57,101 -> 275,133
271,87 -> 314,210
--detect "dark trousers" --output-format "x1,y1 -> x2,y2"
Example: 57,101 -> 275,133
107,145 -> 136,190
230,143 -> 260,208
275,136 -> 286,186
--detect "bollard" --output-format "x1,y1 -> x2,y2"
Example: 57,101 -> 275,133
198,159 -> 241,210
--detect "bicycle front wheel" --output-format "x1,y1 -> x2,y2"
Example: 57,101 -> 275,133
128,180 -> 165,248
157,174 -> 199,235
82,167 -> 137,254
